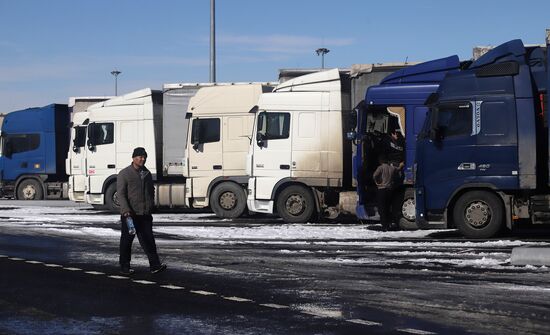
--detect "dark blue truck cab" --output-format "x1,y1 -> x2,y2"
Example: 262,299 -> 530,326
0,104 -> 70,199
415,31 -> 549,238
354,56 -> 462,229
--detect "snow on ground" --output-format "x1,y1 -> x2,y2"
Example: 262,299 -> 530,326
2,203 -> 550,272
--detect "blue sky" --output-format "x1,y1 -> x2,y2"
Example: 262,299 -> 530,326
0,0 -> 549,112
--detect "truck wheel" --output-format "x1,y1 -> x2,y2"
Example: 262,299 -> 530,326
210,182 -> 247,219
276,185 -> 315,223
17,179 -> 43,200
392,188 -> 418,230
105,183 -> 120,213
453,191 -> 504,239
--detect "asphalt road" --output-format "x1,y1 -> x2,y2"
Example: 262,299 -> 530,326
1,200 -> 550,335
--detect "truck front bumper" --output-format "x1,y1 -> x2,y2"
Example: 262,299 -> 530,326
86,193 -> 105,205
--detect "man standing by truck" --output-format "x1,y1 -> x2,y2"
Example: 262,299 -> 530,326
117,147 -> 166,275
373,155 -> 400,231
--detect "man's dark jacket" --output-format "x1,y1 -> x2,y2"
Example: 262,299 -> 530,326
117,164 -> 155,216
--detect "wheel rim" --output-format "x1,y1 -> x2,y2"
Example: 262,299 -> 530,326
285,194 -> 306,216
219,191 -> 237,210
22,184 -> 37,200
464,200 -> 492,229
401,197 -> 416,221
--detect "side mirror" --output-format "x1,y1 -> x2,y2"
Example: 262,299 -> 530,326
72,145 -> 79,153
4,142 -> 12,158
192,142 -> 200,151
256,132 -> 265,147
87,139 -> 95,151
429,128 -> 442,142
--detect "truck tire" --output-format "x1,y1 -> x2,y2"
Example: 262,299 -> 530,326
105,183 -> 120,213
17,179 -> 44,200
210,182 -> 247,219
276,185 -> 315,223
392,188 -> 418,230
453,190 -> 504,239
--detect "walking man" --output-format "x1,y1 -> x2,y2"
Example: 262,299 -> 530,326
117,147 -> 166,275
373,155 -> 399,231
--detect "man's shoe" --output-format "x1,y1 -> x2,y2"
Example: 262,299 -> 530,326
150,263 -> 167,274
120,267 -> 135,275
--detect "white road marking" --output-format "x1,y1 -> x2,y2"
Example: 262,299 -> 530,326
259,303 -> 289,309
190,290 -> 217,296
0,255 -> 8,258
108,275 -> 129,280
63,267 -> 82,271
132,280 -> 156,285
8,257 -> 24,261
160,284 -> 185,290
222,296 -> 254,302
85,271 -> 105,275
397,328 -> 437,335
44,263 -> 63,267
346,319 -> 382,326
25,260 -> 43,264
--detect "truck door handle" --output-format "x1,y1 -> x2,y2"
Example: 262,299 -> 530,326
458,163 -> 476,171
107,164 -> 115,169
21,162 -> 28,168
213,165 -> 222,170
280,165 -> 290,170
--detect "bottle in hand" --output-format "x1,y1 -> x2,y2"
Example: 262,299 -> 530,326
126,216 -> 136,235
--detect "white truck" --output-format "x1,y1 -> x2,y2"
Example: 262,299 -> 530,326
82,83 -> 271,213
246,69 -> 357,222
183,84 -> 273,217
66,97 -> 112,203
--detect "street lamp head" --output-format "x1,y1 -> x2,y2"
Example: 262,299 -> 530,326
315,48 -> 330,56
111,70 -> 121,77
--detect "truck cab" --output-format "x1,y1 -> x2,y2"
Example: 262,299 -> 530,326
416,35 -> 549,238
0,104 -> 70,200
355,56 -> 462,229
247,69 -> 353,222
84,89 -> 163,210
66,97 -> 112,203
183,84 -> 272,218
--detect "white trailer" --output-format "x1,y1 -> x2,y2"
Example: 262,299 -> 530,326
246,69 -> 356,222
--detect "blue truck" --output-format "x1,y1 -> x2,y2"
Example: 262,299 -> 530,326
354,56 -> 463,229
0,104 -> 70,200
415,31 -> 550,238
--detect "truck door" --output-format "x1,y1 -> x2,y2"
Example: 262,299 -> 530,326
475,99 -> 518,185
2,133 -> 43,180
252,111 -> 292,199
86,122 -> 115,193
420,101 -> 477,210
187,117 -> 223,197
69,125 -> 87,195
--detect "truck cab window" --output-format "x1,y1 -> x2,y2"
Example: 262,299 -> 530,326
257,112 -> 290,140
191,118 -> 220,144
5,134 -> 40,154
89,123 -> 114,146
433,102 -> 472,138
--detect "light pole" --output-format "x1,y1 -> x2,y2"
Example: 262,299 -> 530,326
210,0 -> 216,82
315,48 -> 330,69
111,70 -> 121,96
